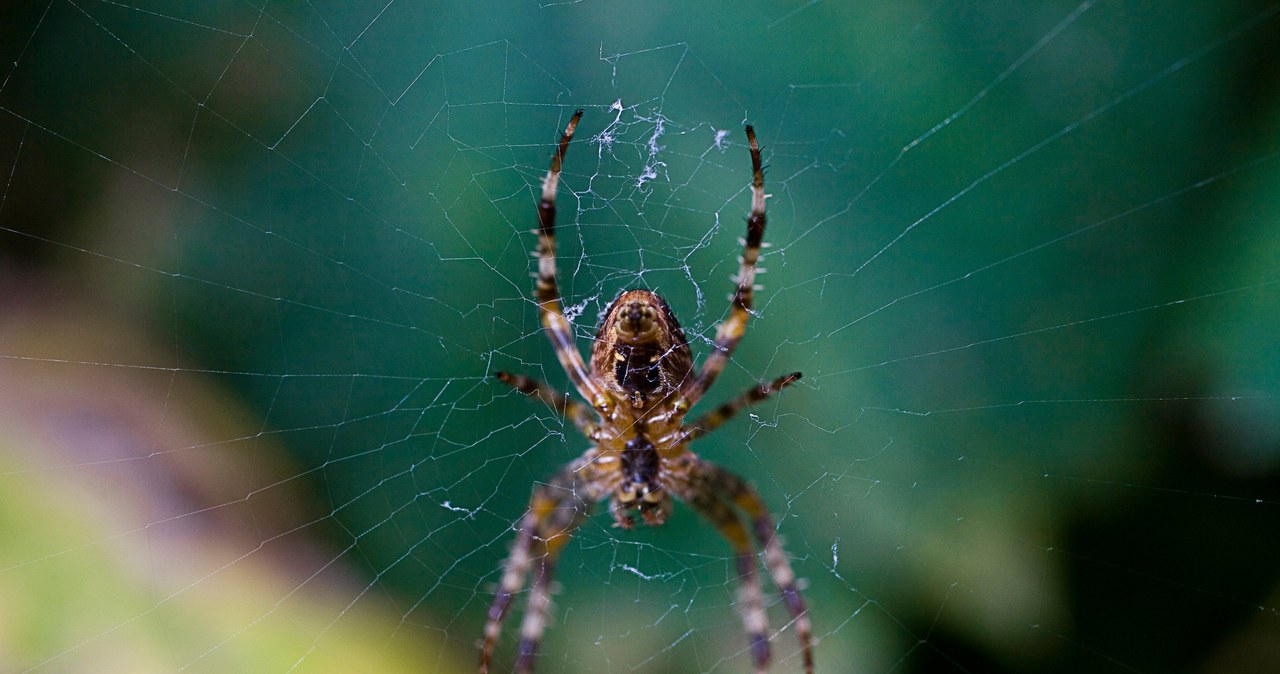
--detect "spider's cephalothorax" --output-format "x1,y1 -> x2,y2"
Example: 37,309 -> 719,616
483,110 -> 814,674
613,433 -> 672,528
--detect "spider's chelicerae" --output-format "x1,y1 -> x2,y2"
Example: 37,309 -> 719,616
482,110 -> 813,674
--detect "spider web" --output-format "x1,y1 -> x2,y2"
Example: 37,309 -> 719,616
2,1 -> 1279,672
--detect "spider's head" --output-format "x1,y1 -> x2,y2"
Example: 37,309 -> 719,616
611,435 -> 672,528
592,289 -> 693,409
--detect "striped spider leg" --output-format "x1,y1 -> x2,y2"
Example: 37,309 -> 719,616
484,112 -> 813,673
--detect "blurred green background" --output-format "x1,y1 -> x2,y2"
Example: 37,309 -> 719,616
1,1 -> 1278,672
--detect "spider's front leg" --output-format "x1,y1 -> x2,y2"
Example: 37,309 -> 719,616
702,461 -> 814,673
681,484 -> 773,673
480,458 -> 599,674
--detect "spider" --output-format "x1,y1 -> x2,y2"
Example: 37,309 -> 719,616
482,110 -> 813,674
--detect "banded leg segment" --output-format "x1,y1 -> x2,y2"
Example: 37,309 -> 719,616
515,547 -> 556,673
702,462 -> 814,674
480,514 -> 534,674
683,488 -> 771,673
682,126 -> 769,407
480,460 -> 597,673
534,110 -> 611,414
684,372 -> 801,442
495,371 -> 599,438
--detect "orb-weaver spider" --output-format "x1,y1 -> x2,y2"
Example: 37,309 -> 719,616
483,110 -> 813,673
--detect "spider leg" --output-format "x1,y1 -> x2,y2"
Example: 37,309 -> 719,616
514,543 -> 557,674
533,109 -> 612,415
683,372 -> 801,442
480,514 -> 535,674
495,371 -> 599,438
703,462 -> 814,673
480,458 -> 600,673
680,125 -> 769,407
683,487 -> 772,674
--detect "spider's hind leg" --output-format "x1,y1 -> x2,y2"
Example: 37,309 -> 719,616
531,109 -> 612,416
680,126 -> 770,408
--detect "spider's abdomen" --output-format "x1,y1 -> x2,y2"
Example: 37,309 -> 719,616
613,343 -> 663,394
591,289 -> 693,409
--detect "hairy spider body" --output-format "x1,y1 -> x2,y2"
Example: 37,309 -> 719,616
483,111 -> 813,674
594,289 -> 692,410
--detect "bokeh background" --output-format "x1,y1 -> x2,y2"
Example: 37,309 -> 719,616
2,1 -> 1278,672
